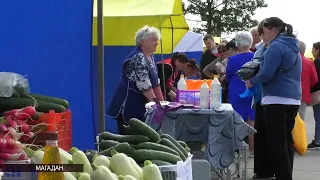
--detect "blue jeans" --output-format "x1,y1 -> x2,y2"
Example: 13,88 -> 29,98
313,104 -> 320,144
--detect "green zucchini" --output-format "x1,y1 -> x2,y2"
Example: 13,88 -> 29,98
99,142 -> 131,157
128,118 -> 160,142
177,141 -> 188,148
99,132 -> 150,144
134,142 -> 180,156
161,134 -> 188,158
149,160 -> 172,166
23,94 -> 69,108
99,140 -> 120,151
159,138 -> 186,161
123,125 -> 135,135
132,149 -> 182,164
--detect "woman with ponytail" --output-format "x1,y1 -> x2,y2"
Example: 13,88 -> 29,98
245,17 -> 302,180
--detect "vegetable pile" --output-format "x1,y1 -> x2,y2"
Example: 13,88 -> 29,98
97,118 -> 191,166
26,146 -> 165,180
0,106 -> 37,163
0,93 -> 69,116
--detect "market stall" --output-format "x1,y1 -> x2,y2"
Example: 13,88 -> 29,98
91,0 -> 189,134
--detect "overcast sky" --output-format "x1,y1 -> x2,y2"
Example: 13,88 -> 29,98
184,0 -> 319,49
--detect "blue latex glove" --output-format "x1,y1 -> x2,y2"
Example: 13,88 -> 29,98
240,87 -> 256,98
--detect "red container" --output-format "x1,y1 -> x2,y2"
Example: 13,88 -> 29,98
26,110 -> 72,151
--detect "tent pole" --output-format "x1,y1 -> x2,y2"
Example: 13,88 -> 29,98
160,26 -> 166,101
97,0 -> 105,134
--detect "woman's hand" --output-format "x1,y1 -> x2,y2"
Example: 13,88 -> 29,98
245,80 -> 253,88
168,90 -> 176,102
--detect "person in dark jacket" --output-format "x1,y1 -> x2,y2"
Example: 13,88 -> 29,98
157,52 -> 189,101
309,41 -> 320,149
245,17 -> 302,180
106,26 -> 164,135
200,34 -> 218,79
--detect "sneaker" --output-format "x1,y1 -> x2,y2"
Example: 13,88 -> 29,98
307,140 -> 320,149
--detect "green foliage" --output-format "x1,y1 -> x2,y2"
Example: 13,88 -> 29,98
185,0 -> 267,36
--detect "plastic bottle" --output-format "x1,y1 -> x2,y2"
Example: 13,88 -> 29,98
200,80 -> 209,109
177,75 -> 187,104
210,75 -> 222,109
38,111 -> 64,180
177,74 -> 187,90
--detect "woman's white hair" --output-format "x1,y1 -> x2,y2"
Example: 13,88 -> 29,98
234,31 -> 253,49
135,25 -> 161,46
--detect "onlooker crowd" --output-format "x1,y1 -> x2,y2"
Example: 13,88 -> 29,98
107,16 -> 320,180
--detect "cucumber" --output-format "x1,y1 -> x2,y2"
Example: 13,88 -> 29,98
99,140 -> 120,151
132,149 -> 182,164
128,118 -> 160,142
99,132 -> 150,144
177,141 -> 188,148
23,94 -> 69,108
11,91 -> 21,98
123,125 -> 135,135
0,97 -> 35,111
185,147 -> 191,153
135,142 -> 180,156
159,138 -> 186,161
35,100 -> 66,113
99,142 -> 131,157
31,112 -> 43,120
149,160 -> 172,166
161,134 -> 188,158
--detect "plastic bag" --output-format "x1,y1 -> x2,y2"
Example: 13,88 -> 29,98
0,72 -> 30,97
292,113 -> 307,156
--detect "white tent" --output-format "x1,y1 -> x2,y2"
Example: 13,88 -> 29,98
173,31 -> 203,53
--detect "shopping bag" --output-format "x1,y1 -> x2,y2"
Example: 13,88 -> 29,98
292,113 -> 307,155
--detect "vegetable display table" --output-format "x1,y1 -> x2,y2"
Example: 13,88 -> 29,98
145,103 -> 256,178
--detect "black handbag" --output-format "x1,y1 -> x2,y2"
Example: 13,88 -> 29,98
236,58 -> 261,80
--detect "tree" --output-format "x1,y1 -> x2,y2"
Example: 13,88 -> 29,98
185,0 -> 267,36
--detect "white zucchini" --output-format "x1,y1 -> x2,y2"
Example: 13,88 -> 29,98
128,157 -> 142,177
70,147 -> 93,174
142,160 -> 163,180
59,147 -> 72,164
92,154 -> 110,169
90,163 -> 117,180
68,160 -> 78,177
24,147 -> 76,180
119,175 -> 137,180
110,150 -> 141,180
77,172 -> 91,180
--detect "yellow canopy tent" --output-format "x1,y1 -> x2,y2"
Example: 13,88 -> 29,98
92,0 -> 189,54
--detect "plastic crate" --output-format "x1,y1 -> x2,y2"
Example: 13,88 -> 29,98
25,110 -> 72,151
1,160 -> 37,180
158,155 -> 193,180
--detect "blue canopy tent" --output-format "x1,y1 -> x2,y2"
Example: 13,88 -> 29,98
0,1 -> 95,149
91,0 -> 189,134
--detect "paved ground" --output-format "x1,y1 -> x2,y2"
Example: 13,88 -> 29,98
228,106 -> 320,180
